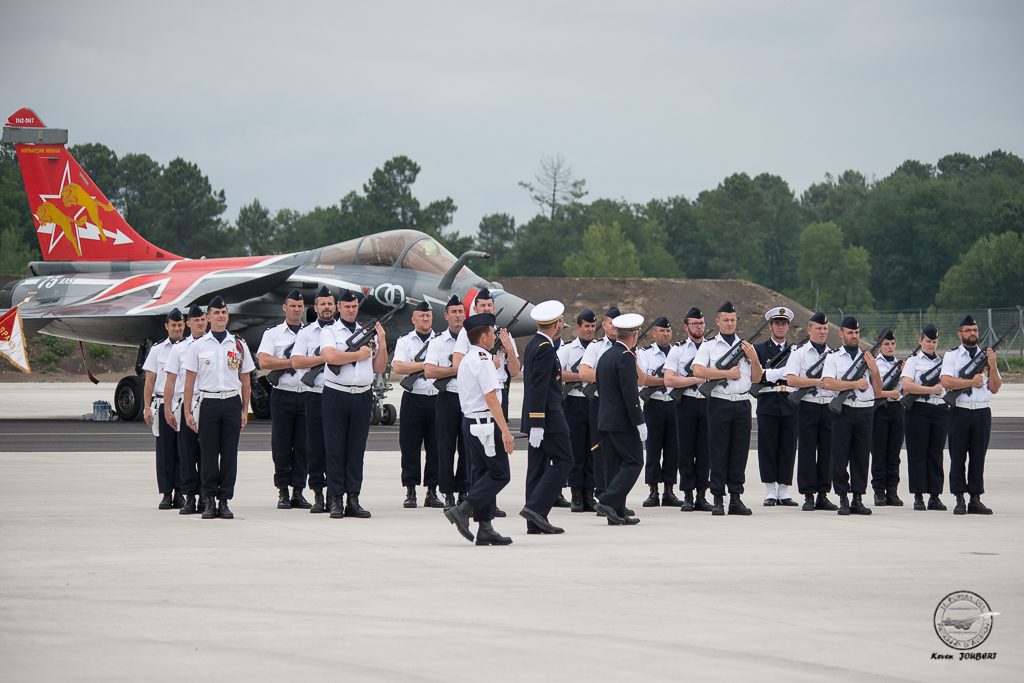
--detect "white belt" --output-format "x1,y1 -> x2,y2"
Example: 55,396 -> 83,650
412,387 -> 439,397
803,395 -> 832,405
200,390 -> 240,400
843,399 -> 874,408
567,389 -> 585,398
683,388 -> 705,400
759,385 -> 792,393
649,393 -> 674,402
922,396 -> 946,406
465,411 -> 493,423
306,386 -> 323,394
273,383 -> 306,394
711,390 -> 750,402
956,402 -> 990,411
324,381 -> 371,394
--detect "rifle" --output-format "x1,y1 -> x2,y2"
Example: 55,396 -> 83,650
899,348 -> 944,410
748,336 -> 808,398
491,301 -> 530,354
697,320 -> 770,398
398,336 -> 433,392
639,363 -> 666,401
432,354 -> 456,392
265,342 -> 295,387
324,306 -> 402,375
299,347 -> 322,387
634,320 -> 659,349
874,344 -> 920,408
787,345 -> 832,406
561,355 -> 584,398
942,337 -> 1004,407
828,329 -> 890,414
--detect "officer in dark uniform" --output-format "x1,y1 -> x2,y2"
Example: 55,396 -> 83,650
637,316 -> 682,507
520,300 -> 575,535
290,286 -> 336,513
142,308 -> 185,509
182,296 -> 256,519
256,289 -> 310,510
593,313 -> 646,525
578,305 -> 620,503
425,295 -> 467,509
940,314 -> 1001,515
444,312 -> 516,546
754,307 -> 798,506
871,330 -> 906,506
557,308 -> 597,512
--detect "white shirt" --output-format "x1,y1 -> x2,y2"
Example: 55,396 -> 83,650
425,328 -> 461,393
394,329 -> 437,395
693,334 -> 752,395
256,321 -> 303,390
637,343 -> 672,399
901,352 -> 945,403
874,354 -> 904,401
182,331 -> 256,393
163,335 -> 201,397
320,319 -> 375,387
941,345 -> 998,406
556,336 -> 590,398
455,326 -> 519,383
292,320 -> 332,390
457,344 -> 502,415
823,347 -> 875,402
665,338 -> 706,398
783,342 -> 835,401
142,338 -> 178,398
580,337 -> 614,395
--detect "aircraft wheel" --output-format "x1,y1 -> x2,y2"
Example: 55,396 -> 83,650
114,375 -> 145,422
370,402 -> 382,426
251,375 -> 271,420
381,404 -> 397,425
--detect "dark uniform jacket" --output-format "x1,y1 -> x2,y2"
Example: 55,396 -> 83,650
755,339 -> 796,417
521,332 -> 569,433
597,340 -> 645,432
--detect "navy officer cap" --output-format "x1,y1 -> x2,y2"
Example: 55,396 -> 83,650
285,289 -> 303,302
576,308 -> 596,324
809,312 -> 828,325
165,307 -> 183,322
186,304 -> 204,319
464,312 -> 496,330
922,324 -> 938,340
839,315 -> 859,330
446,295 -> 462,309
315,285 -> 334,299
476,287 -> 492,300
684,307 -> 703,320
959,314 -> 977,327
207,295 -> 227,310
717,301 -> 736,314
338,289 -> 358,303
604,306 -> 621,318
414,300 -> 431,312
653,316 -> 671,328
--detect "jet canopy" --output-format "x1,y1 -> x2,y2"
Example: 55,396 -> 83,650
316,229 -> 475,279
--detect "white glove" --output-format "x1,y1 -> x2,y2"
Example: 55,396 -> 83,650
765,368 -> 783,383
529,427 -> 544,448
637,423 -> 648,442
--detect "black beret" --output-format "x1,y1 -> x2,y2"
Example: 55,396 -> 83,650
604,306 -> 621,318
809,312 -> 828,325
959,314 -> 977,327
653,316 -> 671,328
165,307 -> 183,322
717,301 -> 736,314
922,324 -> 938,340
576,308 -> 596,324
464,313 -> 496,330
882,329 -> 896,341
285,289 -> 303,302
186,305 -> 204,319
446,295 -> 462,309
315,285 -> 334,299
476,287 -> 492,300
684,307 -> 703,320
414,300 -> 431,312
338,289 -> 358,303
839,315 -> 859,330
207,295 -> 227,310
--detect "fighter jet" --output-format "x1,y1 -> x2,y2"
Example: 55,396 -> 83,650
940,611 -> 999,631
1,108 -> 534,422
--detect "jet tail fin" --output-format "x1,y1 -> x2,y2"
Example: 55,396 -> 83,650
3,108 -> 181,262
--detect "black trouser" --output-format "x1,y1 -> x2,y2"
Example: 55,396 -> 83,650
176,402 -> 201,495
198,395 -> 242,500
589,396 -> 606,494
155,404 -> 182,494
797,402 -> 833,494
831,405 -> 872,495
675,395 -> 709,492
756,399 -> 796,486
399,391 -> 438,487
598,429 -> 643,514
707,397 -> 752,496
270,388 -> 307,490
871,401 -> 906,491
304,391 -> 326,490
565,395 -> 593,489
436,391 -> 468,495
905,402 -> 946,495
322,387 -> 371,496
947,406 -> 990,495
643,398 -> 679,485
463,420 -> 510,522
525,429 -> 574,517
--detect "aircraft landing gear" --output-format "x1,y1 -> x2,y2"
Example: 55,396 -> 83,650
251,374 -> 271,420
371,372 -> 397,426
113,341 -> 152,421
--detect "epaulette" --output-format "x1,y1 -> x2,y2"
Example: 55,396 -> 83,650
623,349 -> 635,357
478,352 -> 488,359
539,341 -> 551,347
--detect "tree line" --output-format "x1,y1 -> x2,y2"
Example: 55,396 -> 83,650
1,143 -> 1022,311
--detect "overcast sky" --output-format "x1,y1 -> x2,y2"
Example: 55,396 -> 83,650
3,1 -> 1022,236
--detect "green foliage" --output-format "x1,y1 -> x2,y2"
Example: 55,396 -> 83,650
33,335 -> 74,372
563,222 -> 641,277
794,222 -> 874,311
936,232 -> 1024,308
0,226 -> 36,275
86,343 -> 113,360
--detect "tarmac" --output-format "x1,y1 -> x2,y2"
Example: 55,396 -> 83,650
1,382 -> 1022,680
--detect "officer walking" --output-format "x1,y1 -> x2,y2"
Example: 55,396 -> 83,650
664,307 -> 712,512
182,296 -> 255,520
392,300 -> 443,509
520,300 -> 575,535
142,308 -> 185,510
871,330 -> 906,507
320,289 -> 387,519
443,312 -> 516,546
557,308 -> 597,512
784,312 -> 838,511
940,314 -> 1001,515
578,306 -> 620,503
453,288 -> 521,418
637,316 -> 683,507
754,307 -> 798,506
290,286 -> 336,514
257,290 -> 310,510
692,301 -> 763,516
593,313 -> 646,525
424,295 -> 467,509
162,305 -> 208,515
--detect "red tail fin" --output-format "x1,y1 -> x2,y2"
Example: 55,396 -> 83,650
5,108 -> 181,262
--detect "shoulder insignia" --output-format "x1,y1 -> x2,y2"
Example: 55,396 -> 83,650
539,341 -> 551,347
478,352 -> 488,359
623,349 -> 635,357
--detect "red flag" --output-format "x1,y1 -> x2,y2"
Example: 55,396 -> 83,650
0,305 -> 31,373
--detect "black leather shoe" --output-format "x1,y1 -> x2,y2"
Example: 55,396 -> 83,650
927,495 -> 947,511
456,492 -> 467,505
802,493 -> 815,511
815,492 -> 839,511
444,500 -> 475,542
850,493 -> 872,515
217,498 -> 234,519
967,495 -> 993,515
443,493 -> 456,510
179,495 -> 197,515
201,496 -> 217,519
345,493 -> 372,518
873,489 -> 887,506
886,488 -> 904,506
493,505 -> 507,518
197,495 -> 207,514
642,485 -> 660,507
329,495 -> 345,519
520,507 -> 563,534
582,490 -> 597,512
570,487 -> 584,512
621,515 -> 640,525
913,493 -> 926,511
291,489 -> 313,509
159,493 -> 172,510
763,498 -> 777,507
728,494 -> 752,516
624,507 -> 636,517
403,485 -> 417,509
277,488 -> 292,510
310,489 -> 326,514
711,494 -> 725,516
953,493 -> 967,515
679,490 -> 695,512
662,487 -> 683,506
553,492 -> 572,509
694,490 -> 714,512
526,521 -> 563,535
837,493 -> 851,516
475,520 -> 512,545
778,497 -> 799,507
594,502 -> 625,524
424,486 -> 445,508
171,491 -> 185,509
